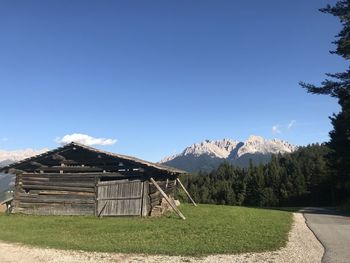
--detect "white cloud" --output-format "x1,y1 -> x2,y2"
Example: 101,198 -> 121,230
287,120 -> 296,129
272,125 -> 281,134
56,133 -> 117,146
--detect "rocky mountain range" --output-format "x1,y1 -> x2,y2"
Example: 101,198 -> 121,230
160,135 -> 296,172
0,148 -> 48,168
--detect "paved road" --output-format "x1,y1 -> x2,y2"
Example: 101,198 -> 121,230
303,207 -> 350,263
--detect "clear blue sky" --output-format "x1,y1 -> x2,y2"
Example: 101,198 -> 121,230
0,0 -> 346,161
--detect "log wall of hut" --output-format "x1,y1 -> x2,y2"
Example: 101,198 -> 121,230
14,172 -> 97,215
13,173 -> 179,216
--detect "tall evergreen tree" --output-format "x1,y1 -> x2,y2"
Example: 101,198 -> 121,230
300,0 -> 350,203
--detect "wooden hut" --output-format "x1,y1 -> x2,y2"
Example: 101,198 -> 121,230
0,142 -> 189,218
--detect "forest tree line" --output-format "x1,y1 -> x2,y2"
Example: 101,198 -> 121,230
178,144 -> 337,207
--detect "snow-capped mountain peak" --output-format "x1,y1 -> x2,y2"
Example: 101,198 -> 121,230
237,135 -> 296,157
246,135 -> 265,142
161,138 -> 240,163
160,136 -> 297,171
0,148 -> 48,165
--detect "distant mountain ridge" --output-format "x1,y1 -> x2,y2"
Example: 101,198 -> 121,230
0,148 -> 48,166
160,135 -> 296,172
0,148 -> 47,201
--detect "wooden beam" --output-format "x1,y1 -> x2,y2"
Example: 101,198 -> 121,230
34,166 -> 104,173
21,180 -> 95,188
150,177 -> 185,220
97,196 -> 141,201
32,166 -> 147,174
176,178 -> 197,207
21,172 -> 128,178
20,185 -> 95,193
141,181 -> 149,217
7,168 -> 24,174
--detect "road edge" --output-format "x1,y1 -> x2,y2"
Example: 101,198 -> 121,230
302,212 -> 326,262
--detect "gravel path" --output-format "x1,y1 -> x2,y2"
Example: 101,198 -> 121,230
0,213 -> 323,263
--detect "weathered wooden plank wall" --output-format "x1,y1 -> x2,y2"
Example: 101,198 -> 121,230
14,173 -> 96,215
97,180 -> 143,216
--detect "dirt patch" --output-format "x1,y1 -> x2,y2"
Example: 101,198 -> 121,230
0,213 -> 323,263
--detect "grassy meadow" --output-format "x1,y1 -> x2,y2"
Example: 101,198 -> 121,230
0,204 -> 292,256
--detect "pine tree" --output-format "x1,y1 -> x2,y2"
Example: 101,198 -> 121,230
300,0 -> 350,203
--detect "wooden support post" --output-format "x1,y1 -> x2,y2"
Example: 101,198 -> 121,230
176,178 -> 197,207
150,177 -> 186,220
141,181 -> 149,217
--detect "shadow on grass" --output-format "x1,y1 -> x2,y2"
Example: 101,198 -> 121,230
301,207 -> 350,217
250,206 -> 303,213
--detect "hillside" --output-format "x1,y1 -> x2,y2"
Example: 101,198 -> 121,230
160,135 -> 296,172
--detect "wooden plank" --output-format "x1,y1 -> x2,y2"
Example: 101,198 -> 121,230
15,203 -> 95,216
20,177 -> 50,182
34,166 -> 104,172
94,176 -> 98,216
20,185 -> 95,193
21,172 -> 142,179
21,176 -> 94,182
150,178 -> 185,220
141,181 -> 150,217
22,172 -> 99,178
176,178 -> 197,207
35,167 -> 143,175
17,202 -> 94,208
17,193 -> 94,202
29,190 -> 94,196
97,196 -> 141,201
18,194 -> 94,201
8,168 -> 25,174
17,198 -> 95,205
21,180 -> 95,188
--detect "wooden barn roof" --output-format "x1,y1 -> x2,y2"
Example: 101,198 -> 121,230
0,142 -> 186,175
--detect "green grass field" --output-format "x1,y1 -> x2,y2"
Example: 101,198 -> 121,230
0,204 -> 292,256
